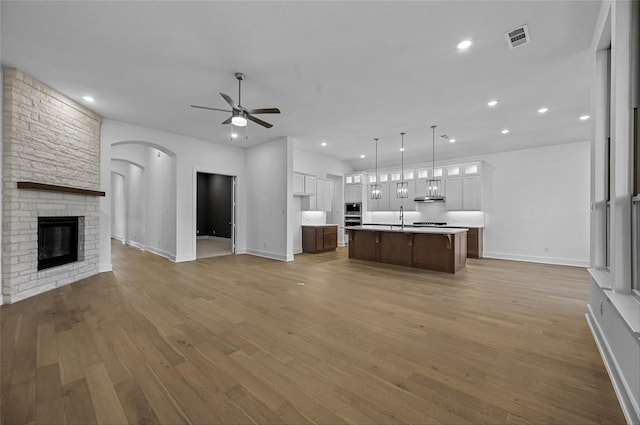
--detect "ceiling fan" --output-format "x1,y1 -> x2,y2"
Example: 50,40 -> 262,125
191,72 -> 280,129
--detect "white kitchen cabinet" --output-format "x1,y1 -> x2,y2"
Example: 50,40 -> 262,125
315,179 -> 332,212
293,173 -> 305,194
445,176 -> 462,210
304,175 -> 316,195
345,183 -> 363,203
462,175 -> 481,210
294,173 -> 316,196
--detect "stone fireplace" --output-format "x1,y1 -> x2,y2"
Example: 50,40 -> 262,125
2,68 -> 102,304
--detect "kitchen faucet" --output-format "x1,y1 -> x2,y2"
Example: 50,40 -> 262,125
399,205 -> 404,229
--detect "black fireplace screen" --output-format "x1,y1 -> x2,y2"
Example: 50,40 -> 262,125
38,216 -> 79,270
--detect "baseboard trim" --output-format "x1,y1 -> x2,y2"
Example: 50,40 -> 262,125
483,251 -> 589,267
99,263 -> 113,273
245,249 -> 290,262
586,307 -> 639,425
145,246 -> 176,262
125,240 -> 145,251
174,254 -> 195,263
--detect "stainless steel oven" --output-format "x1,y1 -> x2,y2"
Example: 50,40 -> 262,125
345,203 -> 362,227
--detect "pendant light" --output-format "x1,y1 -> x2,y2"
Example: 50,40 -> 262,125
396,132 -> 408,198
370,138 -> 381,199
414,125 -> 445,202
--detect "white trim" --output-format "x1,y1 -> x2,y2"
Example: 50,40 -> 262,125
145,246 -> 175,262
586,307 -> 640,425
174,254 -> 195,263
98,263 -> 113,273
125,240 -> 145,251
245,249 -> 293,262
483,252 -> 589,267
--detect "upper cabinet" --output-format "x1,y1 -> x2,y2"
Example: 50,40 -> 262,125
444,162 -> 481,211
315,179 -> 332,212
345,174 -> 364,203
364,161 -> 482,211
293,173 -> 316,196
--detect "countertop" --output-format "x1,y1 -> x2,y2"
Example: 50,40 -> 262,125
301,224 -> 339,227
347,225 -> 468,235
362,223 -> 484,229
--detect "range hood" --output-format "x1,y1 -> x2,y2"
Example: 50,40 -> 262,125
414,195 -> 446,203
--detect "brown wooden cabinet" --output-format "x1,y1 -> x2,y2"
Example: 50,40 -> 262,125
302,225 -> 338,253
467,227 -> 483,258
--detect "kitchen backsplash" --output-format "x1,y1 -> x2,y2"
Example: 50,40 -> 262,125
301,211 -> 326,225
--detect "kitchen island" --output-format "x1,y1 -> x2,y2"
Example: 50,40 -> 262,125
347,225 -> 468,273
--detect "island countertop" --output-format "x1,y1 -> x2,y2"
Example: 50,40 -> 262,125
346,225 -> 468,235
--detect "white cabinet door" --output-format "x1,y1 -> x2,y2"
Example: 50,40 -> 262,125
462,175 -> 481,210
293,173 -> 304,194
445,177 -> 462,210
345,184 -> 363,203
316,179 -> 332,212
304,175 -> 316,195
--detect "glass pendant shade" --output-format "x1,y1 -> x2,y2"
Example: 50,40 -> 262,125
396,181 -> 408,198
370,183 -> 381,199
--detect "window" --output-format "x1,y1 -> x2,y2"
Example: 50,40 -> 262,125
417,169 -> 428,179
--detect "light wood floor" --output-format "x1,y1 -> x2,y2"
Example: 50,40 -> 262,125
1,241 -> 625,424
196,237 -> 232,259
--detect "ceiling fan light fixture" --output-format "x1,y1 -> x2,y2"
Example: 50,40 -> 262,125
231,115 -> 247,127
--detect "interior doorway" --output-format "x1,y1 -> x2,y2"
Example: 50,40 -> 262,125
196,172 -> 236,259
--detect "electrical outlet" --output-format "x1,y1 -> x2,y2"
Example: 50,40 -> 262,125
543,247 -> 549,253
263,242 -> 267,248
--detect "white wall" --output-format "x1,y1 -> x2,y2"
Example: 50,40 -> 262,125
144,148 -> 176,259
293,147 -> 354,178
110,172 -> 125,241
100,119 -> 247,264
246,137 -> 292,260
480,141 -> 590,266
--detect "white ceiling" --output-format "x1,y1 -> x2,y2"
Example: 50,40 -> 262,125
1,1 -> 600,171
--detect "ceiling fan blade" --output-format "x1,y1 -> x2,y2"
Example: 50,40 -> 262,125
191,105 -> 232,113
247,114 -> 273,128
247,107 -> 281,115
221,117 -> 232,125
219,92 -> 239,110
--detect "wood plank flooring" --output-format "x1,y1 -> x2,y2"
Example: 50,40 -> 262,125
1,240 -> 625,424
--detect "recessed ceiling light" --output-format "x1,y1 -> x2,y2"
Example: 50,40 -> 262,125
231,132 -> 238,139
457,39 -> 472,50
82,96 -> 95,102
501,129 -> 510,134
449,139 -> 456,143
538,107 -> 549,114
360,154 -> 365,159
321,141 -> 327,147
487,100 -> 498,107
579,114 -> 590,121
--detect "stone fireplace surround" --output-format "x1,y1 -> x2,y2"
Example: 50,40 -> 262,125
2,68 -> 103,304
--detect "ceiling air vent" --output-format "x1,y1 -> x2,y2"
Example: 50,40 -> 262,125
505,24 -> 530,49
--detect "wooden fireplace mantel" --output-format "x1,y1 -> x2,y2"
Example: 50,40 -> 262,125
17,181 -> 105,197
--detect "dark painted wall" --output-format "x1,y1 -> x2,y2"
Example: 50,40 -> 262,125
196,173 -> 232,238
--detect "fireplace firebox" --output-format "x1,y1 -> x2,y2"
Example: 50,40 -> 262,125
38,216 -> 79,271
